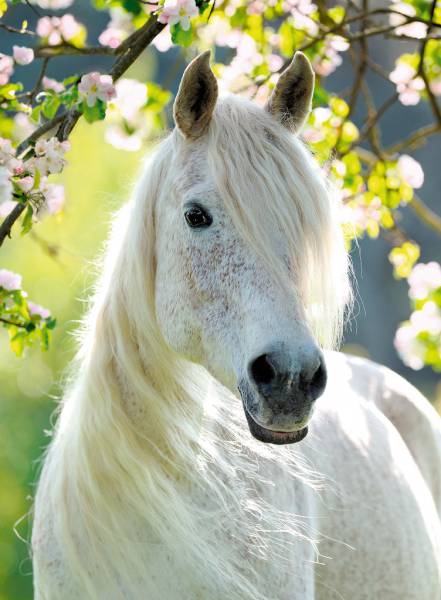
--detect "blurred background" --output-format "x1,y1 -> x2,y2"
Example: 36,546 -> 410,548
1,1 -> 440,598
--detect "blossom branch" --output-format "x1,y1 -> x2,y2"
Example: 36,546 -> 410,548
0,15 -> 165,246
409,195 -> 441,236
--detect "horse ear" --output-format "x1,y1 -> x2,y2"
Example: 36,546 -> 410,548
173,51 -> 218,140
265,52 -> 314,134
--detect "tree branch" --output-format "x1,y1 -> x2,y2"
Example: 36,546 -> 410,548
35,44 -> 117,58
386,123 -> 441,154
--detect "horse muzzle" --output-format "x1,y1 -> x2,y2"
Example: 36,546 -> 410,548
238,345 -> 327,445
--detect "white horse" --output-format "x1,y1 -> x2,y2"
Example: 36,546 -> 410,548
32,52 -> 441,599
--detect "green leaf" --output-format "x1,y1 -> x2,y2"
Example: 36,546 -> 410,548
81,99 -> 107,123
42,93 -> 61,119
21,204 -> 34,236
170,23 -> 194,47
230,6 -> 247,27
46,317 -> 57,330
9,330 -> 26,357
122,0 -> 142,15
31,104 -> 42,124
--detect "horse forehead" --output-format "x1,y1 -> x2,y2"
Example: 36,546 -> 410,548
175,142 -> 210,191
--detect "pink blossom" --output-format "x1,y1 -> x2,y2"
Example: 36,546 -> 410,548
408,262 -> 441,300
151,28 -> 174,52
13,113 -> 36,140
28,301 -> 51,319
16,175 -> 34,192
158,0 -> 199,31
0,165 -> 12,205
397,155 -> 424,189
312,37 -> 346,77
13,46 -> 35,66
0,269 -> 22,291
247,1 -> 265,15
302,127 -> 324,143
37,14 -> 82,46
43,182 -> 65,214
0,54 -> 14,85
394,322 -> 426,370
410,302 -> 441,336
98,8 -> 134,49
389,61 -> 423,105
112,79 -> 147,122
0,137 -> 20,171
268,54 -> 284,72
99,27 -> 124,49
78,72 -> 116,107
33,137 -> 70,175
105,124 -> 145,152
389,2 -> 427,39
42,76 -> 65,93
389,61 -> 415,85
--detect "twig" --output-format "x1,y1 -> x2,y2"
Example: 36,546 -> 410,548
29,57 -> 50,104
409,195 -> 441,236
0,22 -> 36,35
386,123 -> 441,154
357,92 -> 398,147
0,317 -> 27,329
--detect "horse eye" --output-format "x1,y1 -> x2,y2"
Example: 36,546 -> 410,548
184,205 -> 213,229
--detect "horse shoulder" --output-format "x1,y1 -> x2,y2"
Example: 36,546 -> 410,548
306,362 -> 441,599
327,350 -> 441,513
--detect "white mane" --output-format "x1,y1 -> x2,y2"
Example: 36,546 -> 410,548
34,96 -> 351,599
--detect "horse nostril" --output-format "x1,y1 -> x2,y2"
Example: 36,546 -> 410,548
309,360 -> 327,400
250,354 -> 276,387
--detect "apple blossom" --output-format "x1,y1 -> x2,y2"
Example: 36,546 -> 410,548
13,113 -> 36,141
0,54 -> 14,85
158,0 -> 199,31
0,166 -> 12,206
78,72 -> 116,108
36,14 -> 82,46
15,175 -> 34,193
42,182 -> 65,214
389,2 -> 427,39
99,8 -> 134,49
408,262 -> 441,300
33,138 -> 70,175
42,76 -> 65,93
13,46 -> 35,66
27,301 -> 51,319
0,269 -> 22,291
0,138 -> 20,172
397,155 -> 424,189
394,322 -> 427,370
151,28 -> 174,53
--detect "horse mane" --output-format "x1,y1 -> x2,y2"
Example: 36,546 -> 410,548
33,95 -> 350,598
